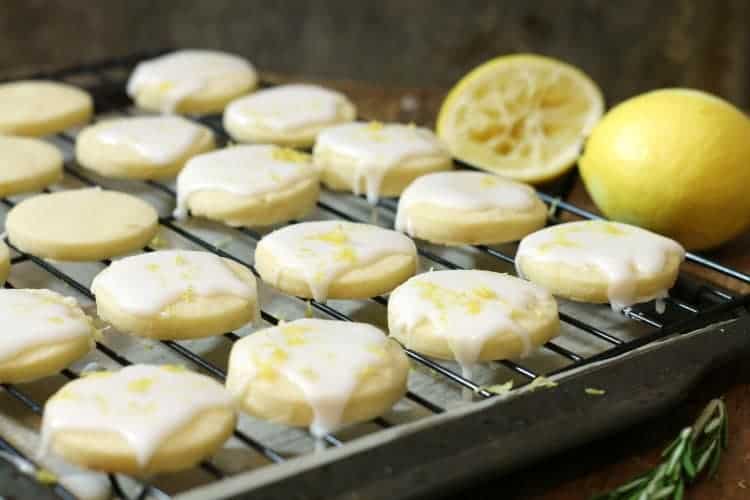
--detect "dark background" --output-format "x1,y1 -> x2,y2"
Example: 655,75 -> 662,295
1,0 -> 749,107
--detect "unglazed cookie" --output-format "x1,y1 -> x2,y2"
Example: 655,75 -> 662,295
41,364 -> 236,475
0,136 -> 63,197
6,189 -> 158,261
127,49 -> 258,114
314,122 -> 452,203
0,81 -> 93,136
395,171 -> 547,245
0,241 -> 9,285
0,289 -> 95,383
175,145 -> 320,227
92,250 -> 258,339
75,116 -> 215,179
224,84 -> 356,148
516,220 -> 686,310
255,220 -> 418,302
226,318 -> 409,437
388,270 -> 558,376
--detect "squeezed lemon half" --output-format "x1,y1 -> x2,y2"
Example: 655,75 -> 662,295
437,54 -> 603,183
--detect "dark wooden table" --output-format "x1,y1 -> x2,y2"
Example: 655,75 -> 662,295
300,75 -> 750,500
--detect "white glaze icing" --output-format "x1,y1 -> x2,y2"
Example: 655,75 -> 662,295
226,318 -> 390,437
126,49 -> 256,113
40,364 -> 234,467
256,220 -> 417,302
0,289 -> 92,364
516,220 -> 685,310
224,84 -> 352,132
91,250 -> 257,317
395,171 -> 539,235
95,116 -> 205,165
314,122 -> 449,204
174,145 -> 317,219
389,270 -> 552,373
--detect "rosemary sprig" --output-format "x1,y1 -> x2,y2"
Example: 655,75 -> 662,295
593,398 -> 728,500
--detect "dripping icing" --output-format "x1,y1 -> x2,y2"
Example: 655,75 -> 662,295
174,145 -> 317,219
314,122 -> 449,204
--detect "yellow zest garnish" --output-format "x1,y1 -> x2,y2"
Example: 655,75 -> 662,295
271,147 -> 310,164
308,226 -> 349,245
161,364 -> 187,373
472,286 -> 498,300
301,367 -> 319,381
527,376 -> 558,391
47,316 -> 64,324
149,232 -> 169,249
367,121 -> 384,132
181,286 -> 196,302
479,380 -> 514,395
146,263 -> 160,272
281,324 -> 310,345
127,377 -> 154,393
158,81 -> 174,92
174,255 -> 188,266
35,469 -> 58,485
335,246 -> 357,264
480,176 -> 499,188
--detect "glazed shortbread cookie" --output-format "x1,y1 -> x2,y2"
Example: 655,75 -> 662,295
226,319 -> 409,437
92,250 -> 258,339
127,50 -> 258,114
389,270 -> 558,376
224,84 -> 356,148
516,220 -> 686,310
255,220 -> 418,302
6,189 -> 158,261
0,136 -> 63,197
0,241 -> 9,285
0,289 -> 95,383
314,122 -> 452,203
0,81 -> 93,136
41,364 -> 236,475
75,116 -> 215,179
395,171 -> 547,245
175,145 -> 320,227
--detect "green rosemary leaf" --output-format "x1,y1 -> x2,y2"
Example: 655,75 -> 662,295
674,479 -> 685,500
590,399 -> 727,500
695,440 -> 717,473
681,443 -> 696,480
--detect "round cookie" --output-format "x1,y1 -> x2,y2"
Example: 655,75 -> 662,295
0,81 -> 93,136
0,289 -> 95,383
75,116 -> 215,179
516,220 -> 686,310
226,318 -> 409,436
0,136 -> 63,197
92,250 -> 258,339
41,364 -> 236,475
223,84 -> 356,148
388,270 -> 558,375
127,49 -> 258,114
395,171 -> 547,245
6,188 -> 158,261
175,145 -> 320,227
255,220 -> 418,302
313,122 -> 452,204
0,241 -> 9,285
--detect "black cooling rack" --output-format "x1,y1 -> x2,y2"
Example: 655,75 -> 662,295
1,50 -> 749,500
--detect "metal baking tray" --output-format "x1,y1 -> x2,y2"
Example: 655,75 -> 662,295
1,51 -> 749,500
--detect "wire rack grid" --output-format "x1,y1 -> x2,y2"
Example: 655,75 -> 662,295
1,50 -> 749,499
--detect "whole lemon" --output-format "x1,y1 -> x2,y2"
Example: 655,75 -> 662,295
579,89 -> 750,251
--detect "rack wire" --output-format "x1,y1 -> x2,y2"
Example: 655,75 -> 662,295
1,50 -> 749,499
